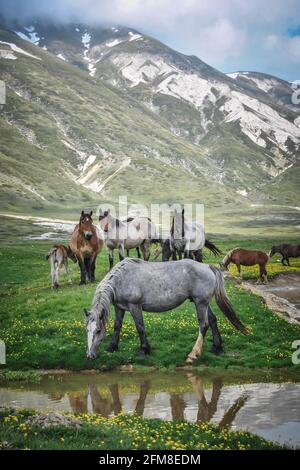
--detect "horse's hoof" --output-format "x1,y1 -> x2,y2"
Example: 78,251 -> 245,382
106,345 -> 117,353
138,349 -> 149,356
185,356 -> 194,364
210,346 -> 224,355
79,281 -> 86,285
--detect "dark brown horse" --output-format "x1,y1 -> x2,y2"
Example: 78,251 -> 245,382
269,244 -> 300,266
222,248 -> 269,282
70,211 -> 103,284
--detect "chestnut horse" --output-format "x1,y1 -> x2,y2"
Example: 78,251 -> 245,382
222,248 -> 269,282
70,211 -> 103,284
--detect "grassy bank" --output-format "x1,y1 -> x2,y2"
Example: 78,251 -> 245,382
0,408 -> 283,450
0,239 -> 299,371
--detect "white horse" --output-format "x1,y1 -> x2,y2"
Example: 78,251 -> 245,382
171,208 -> 221,258
99,210 -> 158,269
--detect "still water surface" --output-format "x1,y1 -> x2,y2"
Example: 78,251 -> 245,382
1,370 -> 300,448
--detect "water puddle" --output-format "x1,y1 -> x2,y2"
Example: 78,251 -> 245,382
243,272 -> 300,323
1,370 -> 299,448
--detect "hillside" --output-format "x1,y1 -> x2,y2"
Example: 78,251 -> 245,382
0,27 -> 242,216
0,20 -> 299,234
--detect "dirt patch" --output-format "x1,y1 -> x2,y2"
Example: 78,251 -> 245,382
241,272 -> 300,324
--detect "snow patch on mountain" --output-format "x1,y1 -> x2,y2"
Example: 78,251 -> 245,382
15,26 -> 40,45
221,91 -> 300,150
0,41 -> 41,60
0,49 -> 17,60
81,31 -> 97,76
128,32 -> 142,41
227,72 -> 287,94
57,53 -> 67,61
106,39 -> 122,48
236,189 -> 248,197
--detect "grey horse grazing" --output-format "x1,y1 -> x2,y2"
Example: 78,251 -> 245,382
85,259 -> 248,363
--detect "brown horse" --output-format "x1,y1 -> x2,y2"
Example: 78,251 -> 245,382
70,211 -> 103,284
269,244 -> 300,266
222,247 -> 269,282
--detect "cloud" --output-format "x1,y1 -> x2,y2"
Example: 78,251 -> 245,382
0,0 -> 299,80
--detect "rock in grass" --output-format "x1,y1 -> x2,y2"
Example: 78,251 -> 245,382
26,412 -> 82,429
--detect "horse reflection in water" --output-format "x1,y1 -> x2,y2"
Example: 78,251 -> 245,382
66,375 -> 249,427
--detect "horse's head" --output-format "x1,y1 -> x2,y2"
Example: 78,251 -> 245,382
79,211 -> 94,241
268,246 -> 277,258
67,246 -> 77,263
84,308 -> 106,359
99,209 -> 110,232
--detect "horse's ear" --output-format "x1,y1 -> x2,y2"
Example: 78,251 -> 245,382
182,208 -> 185,216
90,211 -> 93,216
81,210 -> 84,216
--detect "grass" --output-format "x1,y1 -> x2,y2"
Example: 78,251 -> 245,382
0,238 -> 299,372
0,408 -> 284,450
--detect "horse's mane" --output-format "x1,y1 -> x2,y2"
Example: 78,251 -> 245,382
222,247 -> 241,264
90,259 -> 141,327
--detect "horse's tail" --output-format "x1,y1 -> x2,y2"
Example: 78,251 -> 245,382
209,265 -> 249,334
204,239 -> 222,256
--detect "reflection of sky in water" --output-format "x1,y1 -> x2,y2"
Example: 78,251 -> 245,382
1,380 -> 300,448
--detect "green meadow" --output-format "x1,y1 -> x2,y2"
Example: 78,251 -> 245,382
0,236 -> 299,372
0,408 -> 284,450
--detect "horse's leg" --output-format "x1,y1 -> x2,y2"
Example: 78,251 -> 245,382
108,248 -> 114,270
78,257 -> 86,285
186,301 -> 209,363
286,257 -> 290,266
84,257 -> 91,281
54,262 -> 60,289
50,258 -> 55,288
126,249 -> 130,257
194,250 -> 203,263
140,240 -> 150,261
118,244 -> 125,262
129,304 -> 151,355
90,255 -> 96,282
172,251 -> 177,261
260,264 -> 268,283
178,251 -> 182,260
208,306 -> 223,354
106,306 -> 125,352
64,258 -> 72,284
136,247 -> 141,258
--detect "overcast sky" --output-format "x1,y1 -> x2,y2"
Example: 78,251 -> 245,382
1,0 -> 300,81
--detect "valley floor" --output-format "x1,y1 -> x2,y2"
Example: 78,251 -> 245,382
0,238 -> 299,372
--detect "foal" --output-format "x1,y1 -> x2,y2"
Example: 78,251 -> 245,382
46,245 -> 77,288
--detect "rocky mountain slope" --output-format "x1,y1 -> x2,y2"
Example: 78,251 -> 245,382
11,20 -> 299,196
0,26 -> 241,217
0,19 -> 299,232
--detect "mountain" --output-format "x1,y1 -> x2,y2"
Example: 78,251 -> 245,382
0,19 -> 299,234
15,21 -> 299,193
0,25 -> 240,216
